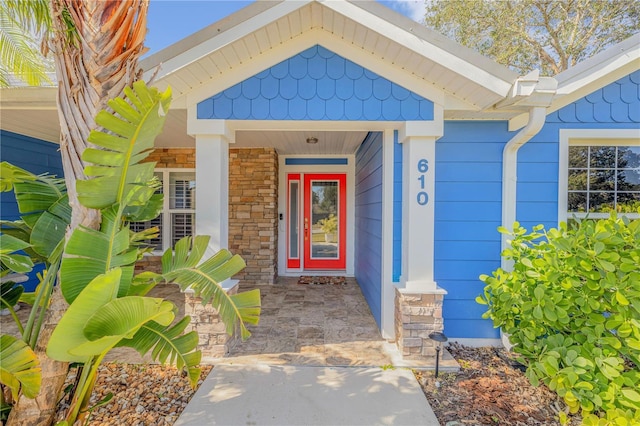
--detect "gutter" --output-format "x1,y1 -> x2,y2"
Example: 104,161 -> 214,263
498,71 -> 557,271
501,106 -> 547,270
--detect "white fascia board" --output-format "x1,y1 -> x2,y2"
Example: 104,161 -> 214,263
322,1 -> 516,97
142,1 -> 311,82
555,35 -> 639,88
219,119 -> 403,132
182,28 -> 447,109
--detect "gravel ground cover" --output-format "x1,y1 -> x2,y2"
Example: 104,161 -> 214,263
58,364 -> 212,426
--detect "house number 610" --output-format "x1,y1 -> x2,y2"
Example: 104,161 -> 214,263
416,159 -> 429,206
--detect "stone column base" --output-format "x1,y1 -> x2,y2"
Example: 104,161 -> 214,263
394,288 -> 445,360
184,281 -> 240,358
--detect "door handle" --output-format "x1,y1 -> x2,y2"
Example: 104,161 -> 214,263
304,218 -> 309,240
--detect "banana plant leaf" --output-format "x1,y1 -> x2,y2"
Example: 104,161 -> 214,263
12,177 -> 66,228
77,82 -> 171,211
60,224 -> 136,304
0,234 -> 33,274
0,334 -> 41,399
0,281 -> 23,310
0,220 -> 44,263
116,316 -> 202,386
29,194 -> 71,260
0,162 -> 36,192
0,163 -> 70,262
48,268 -> 171,361
161,236 -> 260,340
70,296 -> 174,358
48,269 -> 122,363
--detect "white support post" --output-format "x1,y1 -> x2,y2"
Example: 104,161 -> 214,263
397,118 -> 445,294
195,135 -> 229,258
400,135 -> 437,292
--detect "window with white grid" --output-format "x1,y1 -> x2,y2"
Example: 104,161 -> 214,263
559,130 -> 640,222
130,169 -> 196,252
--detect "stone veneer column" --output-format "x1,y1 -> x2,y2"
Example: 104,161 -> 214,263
184,282 -> 240,358
395,289 -> 444,359
228,148 -> 278,284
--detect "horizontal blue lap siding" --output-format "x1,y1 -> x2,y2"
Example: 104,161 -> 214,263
355,132 -> 383,327
197,45 -> 434,121
517,70 -> 640,232
436,72 -> 639,339
435,121 -> 511,339
0,131 -> 64,291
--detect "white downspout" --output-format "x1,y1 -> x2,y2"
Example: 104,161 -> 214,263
501,106 -> 547,271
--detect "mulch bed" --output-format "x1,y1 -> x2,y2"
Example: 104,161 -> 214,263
415,343 -> 581,426
297,276 -> 347,285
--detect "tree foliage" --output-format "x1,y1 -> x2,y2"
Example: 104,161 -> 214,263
424,0 -> 640,75
0,0 -> 52,87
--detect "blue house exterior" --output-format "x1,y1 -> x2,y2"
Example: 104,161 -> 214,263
1,130 -> 64,291
1,0 -> 638,355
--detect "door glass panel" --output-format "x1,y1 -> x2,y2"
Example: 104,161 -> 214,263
289,181 -> 299,258
311,181 -> 338,259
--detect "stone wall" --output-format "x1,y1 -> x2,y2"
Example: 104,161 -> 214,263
146,148 -> 195,168
184,284 -> 240,358
394,289 -> 445,359
228,148 -> 278,285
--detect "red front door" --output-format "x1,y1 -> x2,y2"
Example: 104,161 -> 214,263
303,173 -> 347,270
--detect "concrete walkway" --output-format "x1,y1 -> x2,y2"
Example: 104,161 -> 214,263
176,364 -> 440,426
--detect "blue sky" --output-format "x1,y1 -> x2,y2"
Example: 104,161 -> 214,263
145,1 -> 424,55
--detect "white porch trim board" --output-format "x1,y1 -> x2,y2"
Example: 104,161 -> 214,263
380,129 -> 396,339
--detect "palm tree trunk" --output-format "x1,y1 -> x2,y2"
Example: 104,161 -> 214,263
7,1 -> 148,424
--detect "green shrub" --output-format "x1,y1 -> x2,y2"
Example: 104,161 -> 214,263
478,215 -> 640,424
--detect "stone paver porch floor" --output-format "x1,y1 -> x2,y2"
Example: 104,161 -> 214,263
224,277 -> 457,369
225,277 -> 395,366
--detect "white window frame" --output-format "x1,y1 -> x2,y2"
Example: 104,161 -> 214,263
132,168 -> 196,254
558,129 -> 640,224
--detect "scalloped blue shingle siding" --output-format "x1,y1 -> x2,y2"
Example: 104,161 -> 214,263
197,45 -> 434,121
546,71 -> 640,123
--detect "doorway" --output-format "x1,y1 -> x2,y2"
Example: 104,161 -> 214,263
287,173 -> 347,271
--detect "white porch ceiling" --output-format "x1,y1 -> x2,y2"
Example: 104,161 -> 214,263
234,130 -> 367,155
